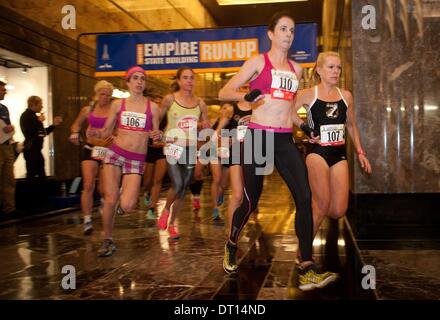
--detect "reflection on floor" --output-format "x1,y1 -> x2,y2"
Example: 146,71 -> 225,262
358,240 -> 440,299
0,171 -> 374,300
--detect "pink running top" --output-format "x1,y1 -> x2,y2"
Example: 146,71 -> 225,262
88,110 -> 107,129
117,98 -> 152,132
249,53 -> 297,97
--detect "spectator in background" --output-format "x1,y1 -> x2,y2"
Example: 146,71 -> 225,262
20,95 -> 62,180
0,81 -> 17,215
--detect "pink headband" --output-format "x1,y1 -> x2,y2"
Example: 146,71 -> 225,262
125,66 -> 145,80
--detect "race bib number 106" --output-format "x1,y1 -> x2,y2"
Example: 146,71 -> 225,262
120,111 -> 146,131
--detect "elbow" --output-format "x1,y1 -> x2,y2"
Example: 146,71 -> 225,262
218,88 -> 227,101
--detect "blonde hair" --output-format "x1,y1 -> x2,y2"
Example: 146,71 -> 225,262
311,51 -> 341,85
94,80 -> 114,93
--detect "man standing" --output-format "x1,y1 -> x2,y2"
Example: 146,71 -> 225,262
0,81 -> 16,215
20,96 -> 62,180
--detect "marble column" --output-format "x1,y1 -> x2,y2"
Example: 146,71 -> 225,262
349,0 -> 440,238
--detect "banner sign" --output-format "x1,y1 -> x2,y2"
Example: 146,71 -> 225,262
96,23 -> 317,76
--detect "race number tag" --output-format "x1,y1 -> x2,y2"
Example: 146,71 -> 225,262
236,125 -> 248,142
91,146 -> 108,161
164,143 -> 184,160
217,147 -> 230,159
320,124 -> 345,146
120,111 -> 146,131
270,70 -> 298,100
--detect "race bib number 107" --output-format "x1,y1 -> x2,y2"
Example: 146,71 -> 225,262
320,124 -> 345,146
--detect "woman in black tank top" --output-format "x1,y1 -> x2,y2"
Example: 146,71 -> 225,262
294,52 -> 372,257
215,92 -> 252,234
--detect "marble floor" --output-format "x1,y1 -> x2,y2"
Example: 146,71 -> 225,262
0,171 -> 374,300
358,240 -> 440,300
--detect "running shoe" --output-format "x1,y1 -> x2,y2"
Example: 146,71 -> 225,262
223,242 -> 238,273
143,193 -> 151,207
213,207 -> 221,221
157,208 -> 170,230
168,225 -> 181,240
298,264 -> 339,291
83,220 -> 93,235
97,239 -> 116,257
146,208 -> 156,220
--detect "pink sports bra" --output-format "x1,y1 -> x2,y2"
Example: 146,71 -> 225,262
117,98 -> 152,132
249,53 -> 298,98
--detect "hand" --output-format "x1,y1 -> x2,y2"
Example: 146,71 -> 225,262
69,132 -> 80,145
37,113 -> 46,122
200,120 -> 211,129
53,116 -> 63,126
300,122 -> 318,139
2,124 -> 14,134
358,154 -> 372,174
308,132 -> 320,144
244,89 -> 263,102
150,130 -> 163,141
86,128 -> 100,139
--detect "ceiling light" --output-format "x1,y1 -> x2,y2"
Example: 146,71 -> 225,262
22,67 -> 28,74
112,89 -> 130,99
217,0 -> 307,5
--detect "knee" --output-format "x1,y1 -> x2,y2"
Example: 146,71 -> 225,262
82,181 -> 95,194
328,208 -> 346,219
230,192 -> 243,206
104,195 -> 118,208
120,198 -> 136,213
153,177 -> 163,186
193,172 -> 202,181
173,183 -> 185,199
313,199 -> 330,216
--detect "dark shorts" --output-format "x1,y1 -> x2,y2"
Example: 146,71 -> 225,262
307,144 -> 347,167
145,146 -> 165,164
221,145 -> 241,168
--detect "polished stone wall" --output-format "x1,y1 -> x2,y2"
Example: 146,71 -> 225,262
351,0 -> 440,193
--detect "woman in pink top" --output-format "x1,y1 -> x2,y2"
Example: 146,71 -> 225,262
219,12 -> 337,291
69,80 -> 114,236
88,66 -> 161,257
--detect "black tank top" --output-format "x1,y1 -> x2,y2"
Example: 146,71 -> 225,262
224,102 -> 252,131
307,86 -> 348,146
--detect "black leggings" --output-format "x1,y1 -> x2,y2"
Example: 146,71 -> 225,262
166,146 -> 196,199
229,129 -> 313,261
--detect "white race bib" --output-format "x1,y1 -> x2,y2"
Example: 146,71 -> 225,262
91,146 -> 108,161
120,111 -> 146,131
320,124 -> 345,146
236,125 -> 248,142
270,69 -> 298,100
217,147 -> 230,159
164,143 -> 184,160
